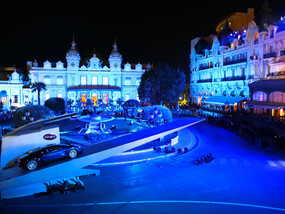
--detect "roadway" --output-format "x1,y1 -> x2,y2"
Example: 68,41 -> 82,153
1,121 -> 285,214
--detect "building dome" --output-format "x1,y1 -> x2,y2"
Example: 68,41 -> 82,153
66,40 -> 80,58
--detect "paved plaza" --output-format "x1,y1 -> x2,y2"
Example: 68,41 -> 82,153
1,121 -> 285,214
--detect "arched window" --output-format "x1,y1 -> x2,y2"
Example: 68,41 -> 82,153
254,33 -> 259,44
234,40 -> 238,49
252,91 -> 267,101
269,91 -> 285,103
0,90 -> 7,103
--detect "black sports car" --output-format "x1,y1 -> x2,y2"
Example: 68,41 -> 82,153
16,143 -> 83,171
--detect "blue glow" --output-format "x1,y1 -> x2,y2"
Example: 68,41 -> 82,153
3,200 -> 285,212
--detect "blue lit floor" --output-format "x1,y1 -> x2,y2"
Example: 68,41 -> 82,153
1,121 -> 285,214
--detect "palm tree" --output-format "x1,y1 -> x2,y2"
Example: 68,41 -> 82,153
31,82 -> 46,105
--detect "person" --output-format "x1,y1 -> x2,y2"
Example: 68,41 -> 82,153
73,177 -> 84,192
61,179 -> 71,194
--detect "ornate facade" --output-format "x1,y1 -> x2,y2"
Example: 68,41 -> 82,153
190,15 -> 285,106
0,68 -> 28,110
29,40 -> 147,106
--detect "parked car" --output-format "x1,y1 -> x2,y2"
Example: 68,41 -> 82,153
16,143 -> 83,171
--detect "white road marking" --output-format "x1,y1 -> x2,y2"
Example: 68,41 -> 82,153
279,161 -> 285,167
267,160 -> 277,167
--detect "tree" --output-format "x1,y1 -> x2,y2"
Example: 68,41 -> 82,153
138,63 -> 186,105
13,105 -> 51,127
44,98 -> 65,114
31,82 -> 46,105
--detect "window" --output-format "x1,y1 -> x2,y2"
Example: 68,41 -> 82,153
103,77 -> 108,85
57,76 -> 63,85
269,91 -> 285,103
24,95 -> 29,104
252,91 -> 267,101
45,94 -> 50,100
92,93 -> 98,106
125,77 -> 131,85
126,94 -> 130,101
254,33 -> 259,44
92,76 -> 97,85
81,94 -> 87,103
234,41 -> 238,49
44,76 -> 51,84
103,93 -> 108,104
14,95 -> 18,103
81,76 -> 87,85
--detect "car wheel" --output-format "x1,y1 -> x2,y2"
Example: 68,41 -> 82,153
68,149 -> 78,158
27,160 -> 38,171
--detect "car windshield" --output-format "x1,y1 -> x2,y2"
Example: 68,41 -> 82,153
27,147 -> 43,154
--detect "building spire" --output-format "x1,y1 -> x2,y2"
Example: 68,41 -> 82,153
113,36 -> 118,51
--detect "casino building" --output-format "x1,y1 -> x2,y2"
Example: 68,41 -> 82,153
190,8 -> 285,115
28,40 -> 147,106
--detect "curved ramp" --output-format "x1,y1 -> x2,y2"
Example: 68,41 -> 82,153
0,118 -> 204,199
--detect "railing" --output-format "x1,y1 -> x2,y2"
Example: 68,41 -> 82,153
199,64 -> 213,71
197,79 -> 212,83
223,58 -> 247,66
267,71 -> 285,79
263,52 -> 276,59
221,76 -> 246,81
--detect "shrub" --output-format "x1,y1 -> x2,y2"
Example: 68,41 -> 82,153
13,105 -> 52,127
141,105 -> 172,123
44,98 -> 65,114
122,99 -> 141,117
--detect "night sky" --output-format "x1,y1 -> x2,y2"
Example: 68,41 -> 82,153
0,0 -> 284,73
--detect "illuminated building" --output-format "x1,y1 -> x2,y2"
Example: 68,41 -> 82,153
0,67 -> 28,109
28,40 -> 147,106
190,10 -> 285,115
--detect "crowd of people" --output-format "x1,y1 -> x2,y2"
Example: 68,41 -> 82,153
0,111 -> 13,122
204,109 -> 285,150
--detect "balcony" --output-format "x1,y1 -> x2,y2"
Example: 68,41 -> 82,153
223,58 -> 247,66
199,64 -> 213,71
263,52 -> 276,59
221,76 -> 246,82
267,71 -> 285,79
197,79 -> 212,83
